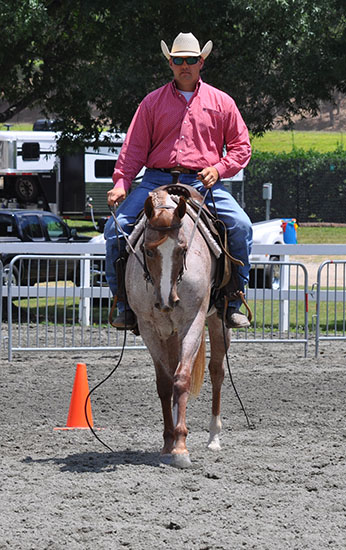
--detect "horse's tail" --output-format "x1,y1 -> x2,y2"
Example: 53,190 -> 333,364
190,332 -> 206,398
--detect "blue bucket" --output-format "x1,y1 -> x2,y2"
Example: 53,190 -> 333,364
282,218 -> 298,244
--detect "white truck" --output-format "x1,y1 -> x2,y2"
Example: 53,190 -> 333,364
250,218 -> 286,288
0,129 -> 126,217
222,173 -> 290,289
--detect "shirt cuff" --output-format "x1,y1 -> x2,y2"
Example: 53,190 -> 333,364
113,178 -> 131,192
214,161 -> 244,180
213,162 -> 227,180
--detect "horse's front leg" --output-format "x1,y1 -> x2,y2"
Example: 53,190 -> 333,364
155,363 -> 175,459
206,312 -> 231,450
171,364 -> 192,468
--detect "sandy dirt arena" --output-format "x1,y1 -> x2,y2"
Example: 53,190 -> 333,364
1,341 -> 345,550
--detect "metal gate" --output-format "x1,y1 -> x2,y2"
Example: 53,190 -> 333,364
235,261 -> 309,356
315,260 -> 346,356
1,255 -> 310,360
3,254 -> 145,361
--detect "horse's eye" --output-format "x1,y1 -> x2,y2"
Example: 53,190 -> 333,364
145,249 -> 154,257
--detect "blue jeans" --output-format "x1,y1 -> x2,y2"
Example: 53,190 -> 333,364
105,169 -> 253,311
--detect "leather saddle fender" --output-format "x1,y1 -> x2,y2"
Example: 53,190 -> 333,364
159,183 -> 243,291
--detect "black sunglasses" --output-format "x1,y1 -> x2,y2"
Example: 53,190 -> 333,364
172,56 -> 200,66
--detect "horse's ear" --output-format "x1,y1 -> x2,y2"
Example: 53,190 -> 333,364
176,196 -> 186,219
144,196 -> 154,219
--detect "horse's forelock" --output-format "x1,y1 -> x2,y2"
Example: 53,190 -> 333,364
155,208 -> 174,226
145,234 -> 169,250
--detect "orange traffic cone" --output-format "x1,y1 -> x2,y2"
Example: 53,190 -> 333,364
55,363 -> 93,430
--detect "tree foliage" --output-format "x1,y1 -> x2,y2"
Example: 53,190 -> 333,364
245,149 -> 346,222
1,0 -> 346,148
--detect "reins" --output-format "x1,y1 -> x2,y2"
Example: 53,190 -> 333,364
221,314 -> 255,430
108,193 -> 208,285
185,190 -> 209,254
109,205 -> 154,286
109,205 -> 148,276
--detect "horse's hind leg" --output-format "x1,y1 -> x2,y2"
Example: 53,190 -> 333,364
207,312 -> 231,450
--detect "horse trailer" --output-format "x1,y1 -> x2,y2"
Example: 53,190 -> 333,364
0,130 -> 127,218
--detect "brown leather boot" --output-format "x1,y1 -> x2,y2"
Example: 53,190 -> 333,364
225,308 -> 250,329
112,309 -> 137,330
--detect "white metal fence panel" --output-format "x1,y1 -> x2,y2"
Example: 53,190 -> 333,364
236,261 -> 309,356
4,255 -> 146,360
315,260 -> 346,356
1,254 -> 311,359
2,244 -> 346,358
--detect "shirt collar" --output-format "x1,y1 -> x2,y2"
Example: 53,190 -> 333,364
171,77 -> 203,97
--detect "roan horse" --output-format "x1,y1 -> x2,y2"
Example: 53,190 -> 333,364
125,186 -> 232,468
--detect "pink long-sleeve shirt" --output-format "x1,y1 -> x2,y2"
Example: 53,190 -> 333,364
112,78 -> 251,191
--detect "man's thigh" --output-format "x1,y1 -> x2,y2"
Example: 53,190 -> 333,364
190,180 -> 251,230
114,182 -> 156,234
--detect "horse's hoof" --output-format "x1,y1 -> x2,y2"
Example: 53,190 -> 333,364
207,440 -> 222,451
171,452 -> 192,469
207,435 -> 221,451
159,453 -> 172,466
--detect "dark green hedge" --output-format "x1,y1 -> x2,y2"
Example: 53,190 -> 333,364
243,150 -> 346,223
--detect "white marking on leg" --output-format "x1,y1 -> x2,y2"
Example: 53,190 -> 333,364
172,403 -> 178,427
158,238 -> 174,307
207,414 -> 222,451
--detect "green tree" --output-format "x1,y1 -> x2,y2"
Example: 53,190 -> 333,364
1,0 -> 346,147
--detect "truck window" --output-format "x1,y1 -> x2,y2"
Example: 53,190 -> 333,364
0,214 -> 14,237
22,142 -> 40,161
21,215 -> 44,239
95,160 -> 115,178
42,215 -> 68,239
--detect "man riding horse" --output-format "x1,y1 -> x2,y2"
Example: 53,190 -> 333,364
105,32 -> 252,329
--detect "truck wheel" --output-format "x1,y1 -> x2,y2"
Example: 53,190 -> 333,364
248,267 -> 264,288
249,257 -> 281,289
264,256 -> 281,289
2,264 -> 20,321
15,176 -> 38,202
3,264 -> 19,287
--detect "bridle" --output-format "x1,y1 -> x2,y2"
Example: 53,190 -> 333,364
109,193 -> 207,285
141,204 -> 186,284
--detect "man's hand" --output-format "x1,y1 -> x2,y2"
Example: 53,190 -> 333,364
107,186 -> 127,207
197,166 -> 220,188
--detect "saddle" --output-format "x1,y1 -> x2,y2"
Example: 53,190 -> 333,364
110,183 -> 251,332
159,183 -> 243,294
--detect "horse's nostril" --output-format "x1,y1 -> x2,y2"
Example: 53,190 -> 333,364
154,302 -> 160,309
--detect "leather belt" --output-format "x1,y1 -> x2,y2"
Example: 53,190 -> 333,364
158,166 -> 200,174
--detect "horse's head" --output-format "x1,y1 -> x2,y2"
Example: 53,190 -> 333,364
143,193 -> 187,312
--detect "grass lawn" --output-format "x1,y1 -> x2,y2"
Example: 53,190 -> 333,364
251,130 -> 346,153
298,226 -> 346,243
1,123 -> 33,131
66,218 -> 100,237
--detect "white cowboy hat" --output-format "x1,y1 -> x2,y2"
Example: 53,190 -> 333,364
161,32 -> 213,60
